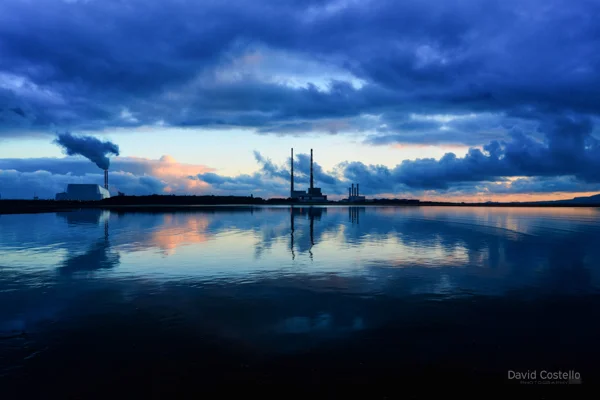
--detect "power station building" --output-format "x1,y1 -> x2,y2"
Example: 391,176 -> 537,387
347,183 -> 366,202
290,148 -> 328,202
56,184 -> 111,201
55,171 -> 111,201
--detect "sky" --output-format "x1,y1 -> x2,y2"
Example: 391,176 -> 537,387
1,0 -> 600,201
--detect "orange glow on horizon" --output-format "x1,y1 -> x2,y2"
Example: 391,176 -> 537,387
119,154 -> 214,178
115,155 -> 214,195
153,155 -> 213,178
419,191 -> 600,203
343,191 -> 600,203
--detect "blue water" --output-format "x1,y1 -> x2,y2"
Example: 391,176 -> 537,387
1,206 -> 600,393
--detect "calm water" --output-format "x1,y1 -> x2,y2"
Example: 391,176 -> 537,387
2,206 -> 600,394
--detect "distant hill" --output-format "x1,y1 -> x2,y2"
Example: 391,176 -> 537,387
532,193 -> 600,205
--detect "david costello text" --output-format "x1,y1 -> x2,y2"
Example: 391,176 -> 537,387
508,370 -> 581,384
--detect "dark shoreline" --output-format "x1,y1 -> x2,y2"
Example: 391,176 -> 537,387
1,199 -> 600,215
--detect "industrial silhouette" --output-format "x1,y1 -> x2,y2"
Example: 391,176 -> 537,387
347,183 -> 366,202
290,149 -> 328,202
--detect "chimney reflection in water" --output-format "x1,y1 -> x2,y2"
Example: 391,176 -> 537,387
289,206 -> 321,260
349,207 -> 361,225
290,206 -> 295,260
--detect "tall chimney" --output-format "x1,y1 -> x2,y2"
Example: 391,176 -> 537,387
348,187 -> 351,198
104,169 -> 108,190
351,183 -> 354,197
357,183 -> 359,197
290,148 -> 294,195
310,149 -> 314,190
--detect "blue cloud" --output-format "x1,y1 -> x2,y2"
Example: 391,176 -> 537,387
346,116 -> 600,192
0,169 -> 167,199
2,123 -> 600,199
0,0 -> 599,144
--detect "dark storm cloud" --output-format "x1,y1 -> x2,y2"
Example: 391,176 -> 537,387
1,0 -> 599,138
343,117 -> 600,191
483,177 -> 600,195
367,112 -> 536,146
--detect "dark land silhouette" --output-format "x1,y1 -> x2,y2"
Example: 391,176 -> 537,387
1,193 -> 600,214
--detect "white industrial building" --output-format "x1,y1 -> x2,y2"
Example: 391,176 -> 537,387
56,184 -> 111,201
